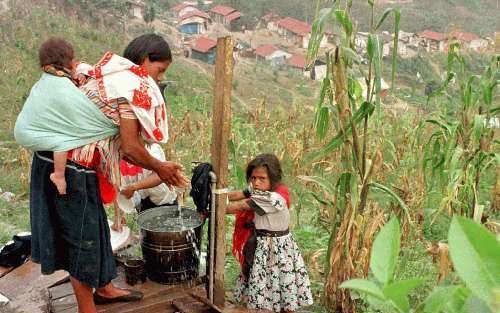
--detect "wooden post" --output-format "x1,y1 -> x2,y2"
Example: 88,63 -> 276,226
210,36 -> 234,307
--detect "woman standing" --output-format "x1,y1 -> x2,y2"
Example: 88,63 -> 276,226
24,34 -> 187,313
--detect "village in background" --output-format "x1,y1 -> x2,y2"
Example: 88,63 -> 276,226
122,0 -> 499,102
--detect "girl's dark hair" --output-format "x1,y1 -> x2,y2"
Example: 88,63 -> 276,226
38,37 -> 74,68
246,154 -> 283,189
123,33 -> 172,65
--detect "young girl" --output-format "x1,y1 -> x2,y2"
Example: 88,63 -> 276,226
227,154 -> 313,313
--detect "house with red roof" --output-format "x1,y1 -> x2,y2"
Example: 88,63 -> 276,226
449,31 -> 488,51
254,44 -> 291,66
179,9 -> 211,34
418,30 -> 448,51
209,5 -> 241,30
286,54 -> 307,71
276,17 -> 327,49
191,37 -> 217,64
260,13 -> 281,32
173,2 -> 198,18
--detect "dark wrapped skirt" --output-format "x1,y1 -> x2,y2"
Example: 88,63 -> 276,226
30,152 -> 117,288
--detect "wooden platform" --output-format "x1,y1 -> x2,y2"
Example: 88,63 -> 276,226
0,261 -> 248,313
0,260 -> 68,313
49,266 -> 224,313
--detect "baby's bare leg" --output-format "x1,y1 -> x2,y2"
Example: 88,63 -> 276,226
50,151 -> 67,195
111,199 -> 123,232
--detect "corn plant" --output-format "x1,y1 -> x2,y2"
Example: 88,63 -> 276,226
304,0 -> 407,311
422,48 -> 499,222
341,216 -> 500,313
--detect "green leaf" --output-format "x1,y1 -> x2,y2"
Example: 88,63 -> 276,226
298,175 -> 335,195
424,286 -> 470,313
370,217 -> 400,285
369,182 -> 412,222
334,9 -> 353,37
383,279 -> 424,313
465,295 -> 493,313
374,8 -> 396,31
448,217 -> 500,305
309,102 -> 374,160
315,106 -> 330,140
340,279 -> 385,300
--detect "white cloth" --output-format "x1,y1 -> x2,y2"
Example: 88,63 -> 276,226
119,144 -> 177,213
249,190 -> 290,231
76,53 -> 169,144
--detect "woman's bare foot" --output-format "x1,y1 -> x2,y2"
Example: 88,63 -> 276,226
50,172 -> 67,195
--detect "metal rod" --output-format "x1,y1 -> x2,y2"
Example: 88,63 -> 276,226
208,171 -> 217,303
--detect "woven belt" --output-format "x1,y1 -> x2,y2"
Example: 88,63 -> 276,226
255,229 -> 289,237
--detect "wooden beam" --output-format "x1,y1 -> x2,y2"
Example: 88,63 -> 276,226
210,36 -> 234,307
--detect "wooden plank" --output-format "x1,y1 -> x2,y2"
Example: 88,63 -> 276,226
210,36 -> 234,308
97,288 -> 187,313
51,294 -> 78,313
0,260 -> 68,313
49,281 -> 74,300
189,292 -> 223,313
0,265 -> 13,279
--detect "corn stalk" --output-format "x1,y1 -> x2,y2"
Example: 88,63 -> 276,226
305,1 -> 406,311
422,50 -> 499,222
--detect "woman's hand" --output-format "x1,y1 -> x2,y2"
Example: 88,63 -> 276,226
120,185 -> 136,199
155,161 -> 189,188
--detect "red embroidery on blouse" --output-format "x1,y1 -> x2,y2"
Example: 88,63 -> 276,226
153,128 -> 164,141
132,83 -> 152,110
129,65 -> 149,78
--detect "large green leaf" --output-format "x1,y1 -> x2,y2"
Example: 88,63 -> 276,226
383,279 -> 424,313
448,217 -> 500,305
340,279 -> 384,300
424,286 -> 470,313
370,217 -> 400,285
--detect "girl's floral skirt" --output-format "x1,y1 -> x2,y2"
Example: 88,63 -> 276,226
234,233 -> 313,312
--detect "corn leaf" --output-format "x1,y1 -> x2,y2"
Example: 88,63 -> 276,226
448,216 -> 500,305
370,216 -> 400,285
340,279 -> 385,300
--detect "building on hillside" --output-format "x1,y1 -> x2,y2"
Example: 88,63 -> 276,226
396,31 -> 419,57
209,5 -> 241,30
418,30 -> 447,52
254,44 -> 291,66
276,17 -> 327,49
449,31 -> 488,51
173,2 -> 198,18
286,54 -> 307,72
358,77 -> 390,102
260,13 -> 281,32
381,31 -> 393,57
304,59 -> 327,81
126,0 -> 145,19
191,37 -> 217,64
355,32 -> 369,54
179,9 -> 211,34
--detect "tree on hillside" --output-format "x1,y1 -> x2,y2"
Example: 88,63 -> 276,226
144,4 -> 155,25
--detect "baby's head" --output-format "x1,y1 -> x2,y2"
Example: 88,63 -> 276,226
245,154 -> 282,192
38,37 -> 75,72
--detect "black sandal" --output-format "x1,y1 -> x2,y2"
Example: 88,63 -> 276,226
93,289 -> 144,305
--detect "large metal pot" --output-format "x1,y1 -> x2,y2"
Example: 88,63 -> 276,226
137,205 -> 203,284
